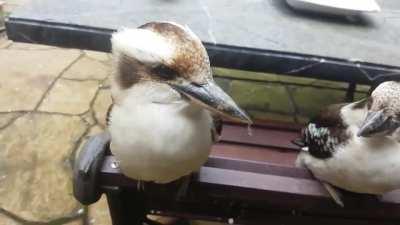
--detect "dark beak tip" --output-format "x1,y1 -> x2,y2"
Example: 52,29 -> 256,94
237,110 -> 253,124
357,110 -> 390,138
357,120 -> 374,137
229,114 -> 252,124
356,130 -> 364,137
172,80 -> 252,123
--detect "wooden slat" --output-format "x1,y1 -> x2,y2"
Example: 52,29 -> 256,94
100,155 -> 400,204
152,211 -> 398,225
99,154 -> 400,221
198,166 -> 327,197
205,156 -> 312,179
220,123 -> 300,150
223,119 -> 304,131
211,143 -> 297,166
97,120 -> 400,222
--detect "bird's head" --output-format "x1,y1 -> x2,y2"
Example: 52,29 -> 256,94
357,81 -> 400,137
111,21 -> 251,124
293,100 -> 367,158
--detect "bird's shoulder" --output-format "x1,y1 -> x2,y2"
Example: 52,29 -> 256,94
311,103 -> 347,128
303,103 -> 350,159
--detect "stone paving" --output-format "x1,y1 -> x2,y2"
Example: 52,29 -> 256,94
0,0 -> 371,224
0,37 -> 112,224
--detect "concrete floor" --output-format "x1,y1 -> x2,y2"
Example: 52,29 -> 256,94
0,36 -> 113,225
1,2 -> 113,222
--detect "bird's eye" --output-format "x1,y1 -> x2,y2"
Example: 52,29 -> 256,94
190,82 -> 202,87
151,64 -> 177,80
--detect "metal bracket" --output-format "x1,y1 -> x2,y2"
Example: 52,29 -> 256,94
73,131 -> 111,205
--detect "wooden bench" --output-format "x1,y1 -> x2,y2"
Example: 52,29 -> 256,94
73,120 -> 400,225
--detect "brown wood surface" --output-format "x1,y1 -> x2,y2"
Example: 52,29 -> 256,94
99,120 -> 400,223
220,122 -> 300,150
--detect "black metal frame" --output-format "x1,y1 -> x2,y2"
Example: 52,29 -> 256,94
6,18 -> 400,86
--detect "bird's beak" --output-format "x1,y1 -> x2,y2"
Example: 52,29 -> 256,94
357,110 -> 400,137
170,80 -> 252,124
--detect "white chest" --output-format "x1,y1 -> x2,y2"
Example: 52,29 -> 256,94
109,83 -> 213,183
299,131 -> 400,194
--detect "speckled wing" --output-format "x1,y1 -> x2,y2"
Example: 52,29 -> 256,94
302,123 -> 338,159
301,103 -> 348,159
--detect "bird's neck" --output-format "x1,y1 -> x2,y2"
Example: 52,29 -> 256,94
340,101 -> 368,127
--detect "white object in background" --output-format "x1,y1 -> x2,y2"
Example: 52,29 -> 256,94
286,0 -> 381,16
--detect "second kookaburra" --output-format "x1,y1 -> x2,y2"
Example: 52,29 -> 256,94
107,22 -> 251,184
296,98 -> 400,206
358,81 -> 400,138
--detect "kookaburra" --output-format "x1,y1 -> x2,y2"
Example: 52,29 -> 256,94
358,81 -> 400,139
107,21 -> 251,186
295,98 -> 400,206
